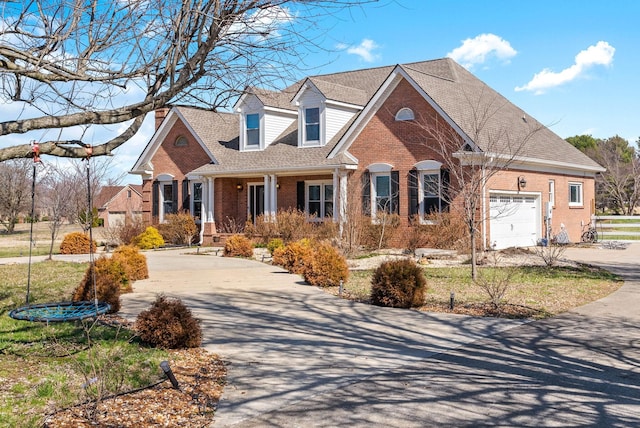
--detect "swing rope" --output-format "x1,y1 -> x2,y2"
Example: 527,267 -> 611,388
9,143 -> 110,322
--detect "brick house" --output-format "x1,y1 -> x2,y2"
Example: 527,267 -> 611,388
130,58 -> 603,249
94,184 -> 143,228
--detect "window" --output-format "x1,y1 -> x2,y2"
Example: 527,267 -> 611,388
423,173 -> 441,214
549,180 -> 555,207
246,113 -> 260,147
569,182 -> 583,206
305,107 -> 320,142
127,189 -> 132,198
162,184 -> 174,215
174,136 -> 188,147
374,174 -> 391,213
306,182 -> 333,219
395,107 -> 415,121
192,182 -> 203,220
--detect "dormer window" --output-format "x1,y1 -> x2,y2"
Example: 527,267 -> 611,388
395,107 -> 415,121
305,107 -> 320,142
246,113 -> 260,147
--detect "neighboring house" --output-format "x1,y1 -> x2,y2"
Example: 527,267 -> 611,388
130,58 -> 604,249
95,184 -> 143,228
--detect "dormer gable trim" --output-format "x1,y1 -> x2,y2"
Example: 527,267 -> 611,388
328,65 -> 473,159
291,79 -> 321,106
130,108 -> 217,176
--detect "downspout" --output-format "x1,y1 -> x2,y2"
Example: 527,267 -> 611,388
198,178 -> 207,246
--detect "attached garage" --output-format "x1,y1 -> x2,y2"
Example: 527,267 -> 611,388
489,193 -> 540,249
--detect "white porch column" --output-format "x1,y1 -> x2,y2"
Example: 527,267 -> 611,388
270,174 -> 277,220
207,177 -> 215,223
332,169 -> 339,223
339,170 -> 349,237
263,175 -> 271,220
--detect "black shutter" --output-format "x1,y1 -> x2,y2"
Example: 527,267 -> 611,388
408,169 -> 419,217
152,181 -> 159,218
171,180 -> 178,214
391,170 -> 400,214
182,179 -> 190,212
362,171 -> 371,216
441,169 -> 450,211
297,181 -> 305,211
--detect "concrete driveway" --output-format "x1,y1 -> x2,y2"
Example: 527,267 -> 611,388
119,244 -> 640,427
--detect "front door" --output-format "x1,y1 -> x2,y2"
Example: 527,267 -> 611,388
249,184 -> 264,223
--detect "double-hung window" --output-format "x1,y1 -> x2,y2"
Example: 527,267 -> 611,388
422,172 -> 442,214
373,174 -> 391,214
246,113 -> 260,147
305,107 -> 320,143
569,182 -> 583,206
307,182 -> 333,220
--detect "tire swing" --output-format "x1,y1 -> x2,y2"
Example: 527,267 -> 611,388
9,142 -> 110,323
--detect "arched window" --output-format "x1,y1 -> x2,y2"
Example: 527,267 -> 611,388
395,107 -> 415,121
174,136 -> 188,147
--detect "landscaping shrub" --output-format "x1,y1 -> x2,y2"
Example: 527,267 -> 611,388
111,244 -> 149,281
361,213 -> 401,250
370,259 -> 427,308
272,238 -> 313,274
59,232 -> 97,254
103,214 -> 146,247
132,226 -> 165,250
157,213 -> 197,246
267,238 -> 285,255
421,212 -> 469,252
135,295 -> 202,349
224,234 -> 254,257
72,256 -> 127,313
274,208 -> 315,243
303,242 -> 349,287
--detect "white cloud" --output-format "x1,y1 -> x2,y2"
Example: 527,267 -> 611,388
515,41 -> 615,94
339,38 -> 381,63
446,33 -> 517,69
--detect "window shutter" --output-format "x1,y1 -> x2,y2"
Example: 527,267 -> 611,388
172,180 -> 178,214
441,169 -> 450,211
152,181 -> 159,218
362,171 -> 371,216
297,181 -> 305,211
391,170 -> 400,214
182,179 -> 190,212
408,169 -> 418,217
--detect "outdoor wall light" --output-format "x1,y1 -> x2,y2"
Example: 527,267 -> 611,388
518,176 -> 527,190
236,183 -> 243,191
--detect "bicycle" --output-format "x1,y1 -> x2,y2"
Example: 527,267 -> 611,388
580,223 -> 598,243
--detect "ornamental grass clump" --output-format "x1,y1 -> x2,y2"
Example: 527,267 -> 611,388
135,295 -> 202,349
370,259 -> 427,308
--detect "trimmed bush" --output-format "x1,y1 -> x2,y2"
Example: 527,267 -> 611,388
157,213 -> 197,245
267,238 -> 285,255
111,245 -> 149,281
135,295 -> 202,349
303,242 -> 349,287
132,226 -> 165,250
370,259 -> 427,308
272,239 -> 313,274
224,234 -> 254,257
72,256 -> 126,313
59,232 -> 97,254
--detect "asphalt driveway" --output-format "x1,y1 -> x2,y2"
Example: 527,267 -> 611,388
119,244 -> 640,427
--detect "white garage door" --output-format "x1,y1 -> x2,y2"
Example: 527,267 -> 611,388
489,194 -> 539,249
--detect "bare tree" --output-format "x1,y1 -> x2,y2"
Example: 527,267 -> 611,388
0,0 -> 372,161
39,164 -> 76,258
412,91 -> 544,280
0,158 -> 35,232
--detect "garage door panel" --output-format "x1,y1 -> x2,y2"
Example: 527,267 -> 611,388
490,194 -> 539,249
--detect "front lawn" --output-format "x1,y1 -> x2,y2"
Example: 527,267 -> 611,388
332,264 -> 622,319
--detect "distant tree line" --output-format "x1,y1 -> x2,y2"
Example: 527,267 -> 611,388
566,134 -> 640,215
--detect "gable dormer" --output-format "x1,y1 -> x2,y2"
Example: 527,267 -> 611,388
235,89 -> 297,152
293,78 -> 364,148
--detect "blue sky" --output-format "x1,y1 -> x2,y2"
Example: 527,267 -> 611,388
1,0 -> 638,184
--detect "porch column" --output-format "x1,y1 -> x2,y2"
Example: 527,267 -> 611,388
207,177 -> 215,223
270,174 -> 277,220
332,169 -> 339,223
339,170 -> 349,237
263,175 -> 271,221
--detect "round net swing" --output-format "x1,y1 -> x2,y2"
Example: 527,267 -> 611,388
9,143 -> 111,323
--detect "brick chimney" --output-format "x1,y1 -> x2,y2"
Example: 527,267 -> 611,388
155,107 -> 170,129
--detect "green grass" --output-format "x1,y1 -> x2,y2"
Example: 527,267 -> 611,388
341,264 -> 622,318
0,261 -> 168,428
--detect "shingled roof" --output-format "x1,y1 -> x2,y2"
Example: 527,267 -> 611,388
171,58 -> 602,177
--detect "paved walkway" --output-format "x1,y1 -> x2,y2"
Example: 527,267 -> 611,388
117,244 -> 640,427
